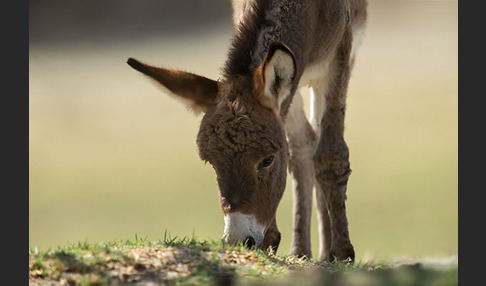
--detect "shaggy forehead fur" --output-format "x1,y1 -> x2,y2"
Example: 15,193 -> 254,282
197,81 -> 285,161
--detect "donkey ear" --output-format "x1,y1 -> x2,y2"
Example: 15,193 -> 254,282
253,43 -> 296,113
127,58 -> 218,114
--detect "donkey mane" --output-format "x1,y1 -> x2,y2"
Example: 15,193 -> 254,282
223,0 -> 303,80
223,0 -> 270,78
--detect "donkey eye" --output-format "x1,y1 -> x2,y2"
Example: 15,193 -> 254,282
258,155 -> 275,170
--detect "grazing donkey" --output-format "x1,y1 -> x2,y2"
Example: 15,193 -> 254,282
127,0 -> 367,262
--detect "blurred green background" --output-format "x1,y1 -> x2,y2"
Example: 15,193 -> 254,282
29,0 -> 457,262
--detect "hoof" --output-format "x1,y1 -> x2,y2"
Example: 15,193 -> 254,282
289,247 -> 313,260
325,245 -> 355,263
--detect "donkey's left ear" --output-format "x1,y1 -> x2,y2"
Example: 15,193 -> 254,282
253,42 -> 296,113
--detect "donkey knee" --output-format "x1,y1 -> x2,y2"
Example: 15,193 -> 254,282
316,159 -> 351,186
314,142 -> 351,186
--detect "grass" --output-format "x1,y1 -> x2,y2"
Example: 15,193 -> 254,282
29,235 -> 458,286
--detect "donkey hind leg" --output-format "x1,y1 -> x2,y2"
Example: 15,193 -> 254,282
309,72 -> 333,262
314,183 -> 332,261
285,91 -> 317,259
313,30 -> 355,262
310,85 -> 333,261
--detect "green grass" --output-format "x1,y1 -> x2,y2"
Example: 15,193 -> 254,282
29,236 -> 458,286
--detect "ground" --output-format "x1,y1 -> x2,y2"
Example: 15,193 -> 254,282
29,238 -> 458,286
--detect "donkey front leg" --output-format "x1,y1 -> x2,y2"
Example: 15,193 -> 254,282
314,126 -> 354,262
285,92 -> 317,259
313,30 -> 355,262
262,217 -> 281,253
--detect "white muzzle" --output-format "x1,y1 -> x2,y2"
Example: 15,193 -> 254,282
222,213 -> 265,248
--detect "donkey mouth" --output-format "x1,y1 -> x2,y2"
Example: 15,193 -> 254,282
222,213 -> 265,248
244,236 -> 256,248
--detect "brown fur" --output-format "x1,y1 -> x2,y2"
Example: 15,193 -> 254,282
127,0 -> 367,262
196,77 -> 288,228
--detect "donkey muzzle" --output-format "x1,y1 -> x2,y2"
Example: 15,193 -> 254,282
222,213 -> 265,248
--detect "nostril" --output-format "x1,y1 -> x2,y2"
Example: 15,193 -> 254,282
244,236 -> 255,248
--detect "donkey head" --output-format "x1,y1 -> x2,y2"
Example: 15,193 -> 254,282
127,43 -> 296,251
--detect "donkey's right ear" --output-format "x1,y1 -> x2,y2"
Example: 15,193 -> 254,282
252,43 -> 296,115
127,58 -> 218,114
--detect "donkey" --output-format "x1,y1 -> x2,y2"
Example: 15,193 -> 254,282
127,0 -> 367,262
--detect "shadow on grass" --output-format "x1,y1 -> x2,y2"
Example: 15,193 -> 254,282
274,261 -> 459,286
